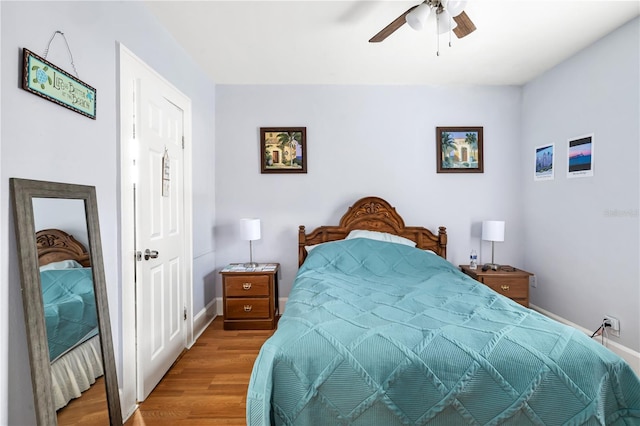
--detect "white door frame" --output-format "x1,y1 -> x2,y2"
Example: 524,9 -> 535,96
118,43 -> 194,420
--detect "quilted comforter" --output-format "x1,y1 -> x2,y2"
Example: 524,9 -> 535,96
41,268 -> 98,362
247,238 -> 640,425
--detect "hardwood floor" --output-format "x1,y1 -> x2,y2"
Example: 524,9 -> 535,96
125,317 -> 274,425
57,377 -> 109,425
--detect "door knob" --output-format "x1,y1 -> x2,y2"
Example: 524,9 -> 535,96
144,249 -> 159,260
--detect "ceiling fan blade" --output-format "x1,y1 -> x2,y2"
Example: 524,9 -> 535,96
452,11 -> 476,38
369,5 -> 417,43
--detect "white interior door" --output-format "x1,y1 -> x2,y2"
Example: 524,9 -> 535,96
135,73 -> 187,401
120,45 -> 194,416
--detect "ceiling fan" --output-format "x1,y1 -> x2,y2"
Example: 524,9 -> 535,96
369,0 -> 476,43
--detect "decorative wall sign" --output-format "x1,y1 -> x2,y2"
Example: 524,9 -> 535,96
22,48 -> 96,119
534,143 -> 555,181
260,127 -> 307,173
436,126 -> 483,173
567,134 -> 594,178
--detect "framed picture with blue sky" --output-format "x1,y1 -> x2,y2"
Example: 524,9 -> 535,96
534,143 -> 555,181
260,127 -> 307,174
436,126 -> 483,173
567,134 -> 594,178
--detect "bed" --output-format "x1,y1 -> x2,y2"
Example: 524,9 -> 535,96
247,196 -> 640,425
36,229 -> 104,411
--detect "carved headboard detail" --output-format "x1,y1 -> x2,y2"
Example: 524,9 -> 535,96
36,228 -> 91,267
298,196 -> 447,266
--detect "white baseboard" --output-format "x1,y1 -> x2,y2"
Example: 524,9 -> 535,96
531,304 -> 640,376
192,300 -> 217,346
216,297 -> 223,316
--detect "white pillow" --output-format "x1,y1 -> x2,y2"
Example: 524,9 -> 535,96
345,229 -> 416,247
305,241 -> 338,252
39,259 -> 84,271
305,244 -> 322,252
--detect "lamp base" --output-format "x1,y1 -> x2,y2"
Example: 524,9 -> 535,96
243,262 -> 259,268
482,263 -> 499,271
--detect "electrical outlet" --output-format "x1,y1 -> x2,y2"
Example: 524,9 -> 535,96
529,275 -> 537,288
604,315 -> 620,337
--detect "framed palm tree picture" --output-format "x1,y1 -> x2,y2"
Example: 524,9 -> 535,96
260,127 -> 307,173
436,126 -> 483,173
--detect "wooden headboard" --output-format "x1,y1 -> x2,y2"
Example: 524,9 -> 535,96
36,229 -> 91,267
298,196 -> 447,266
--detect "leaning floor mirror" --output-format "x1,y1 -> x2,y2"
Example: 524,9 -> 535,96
10,178 -> 122,425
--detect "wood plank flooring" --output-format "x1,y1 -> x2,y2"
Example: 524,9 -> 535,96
57,377 -> 109,425
125,317 -> 274,425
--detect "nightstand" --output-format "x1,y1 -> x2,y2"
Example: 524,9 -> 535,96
220,263 -> 279,330
459,264 -> 532,308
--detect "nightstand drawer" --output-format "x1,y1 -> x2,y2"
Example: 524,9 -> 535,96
482,278 -> 528,299
225,298 -> 270,319
225,275 -> 270,297
459,264 -> 532,308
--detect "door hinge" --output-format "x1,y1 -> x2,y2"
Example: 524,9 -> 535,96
183,307 -> 187,321
181,136 -> 185,149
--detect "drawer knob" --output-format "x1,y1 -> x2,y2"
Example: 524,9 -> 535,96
501,285 -> 510,291
242,282 -> 252,290
243,305 -> 253,312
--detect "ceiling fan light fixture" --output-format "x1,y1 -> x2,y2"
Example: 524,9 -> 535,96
437,9 -> 457,34
446,0 -> 468,17
406,2 -> 432,31
369,0 -> 475,44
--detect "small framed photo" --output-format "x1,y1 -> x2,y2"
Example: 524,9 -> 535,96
436,126 -> 483,173
534,143 -> 555,181
567,134 -> 594,178
260,127 -> 307,174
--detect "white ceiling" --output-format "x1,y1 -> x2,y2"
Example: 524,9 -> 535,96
144,0 -> 639,86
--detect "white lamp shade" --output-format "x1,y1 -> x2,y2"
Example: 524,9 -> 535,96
240,218 -> 261,241
437,10 -> 457,34
406,3 -> 432,31
446,0 -> 468,17
482,220 -> 505,242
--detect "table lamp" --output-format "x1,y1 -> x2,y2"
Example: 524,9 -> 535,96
240,218 -> 261,268
482,220 -> 505,270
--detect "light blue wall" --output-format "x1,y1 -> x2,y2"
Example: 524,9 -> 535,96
33,199 -> 88,248
521,17 -> 639,352
0,1 -> 216,423
215,85 -> 525,298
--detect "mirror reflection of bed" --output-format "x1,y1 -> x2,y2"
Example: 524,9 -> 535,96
35,228 -> 108,424
34,197 -> 109,424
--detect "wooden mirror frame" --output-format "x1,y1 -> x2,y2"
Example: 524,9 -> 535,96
10,178 -> 122,425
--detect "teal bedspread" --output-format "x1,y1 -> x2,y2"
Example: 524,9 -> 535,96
41,268 -> 98,362
247,238 -> 640,425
